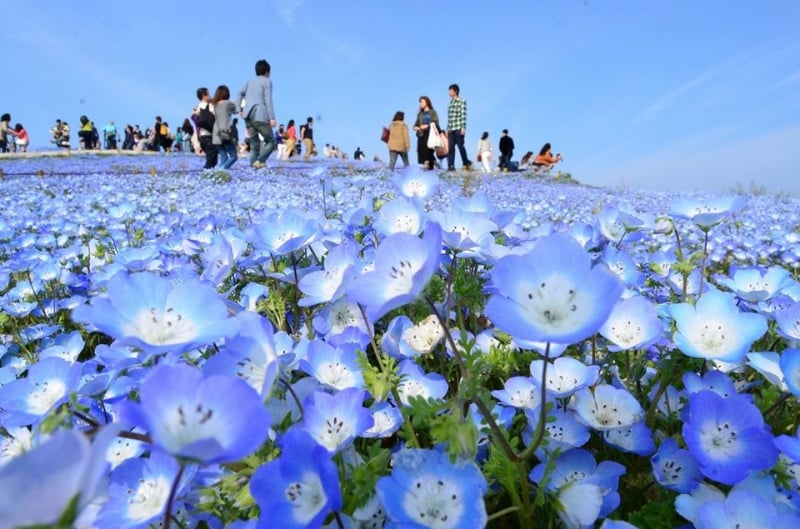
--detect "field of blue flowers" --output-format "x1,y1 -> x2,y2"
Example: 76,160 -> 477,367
1,153 -> 800,529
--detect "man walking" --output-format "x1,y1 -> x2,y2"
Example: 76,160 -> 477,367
498,129 -> 514,172
236,59 -> 277,169
446,83 -> 471,171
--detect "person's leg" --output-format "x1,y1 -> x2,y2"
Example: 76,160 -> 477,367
456,132 -> 470,168
200,135 -> 217,169
400,151 -> 409,167
245,119 -> 260,166
217,144 -> 228,168
447,131 -> 456,169
253,122 -> 275,163
388,150 -> 398,170
223,142 -> 237,169
482,153 -> 491,173
303,138 -> 313,159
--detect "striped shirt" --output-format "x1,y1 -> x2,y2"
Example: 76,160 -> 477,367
447,97 -> 467,131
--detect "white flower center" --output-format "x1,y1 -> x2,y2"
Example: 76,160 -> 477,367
522,275 -> 581,329
694,322 -> 728,353
128,306 -> 198,345
318,415 -> 353,451
126,476 -> 172,522
318,362 -> 353,389
285,472 -> 327,524
403,475 -> 464,528
608,319 -> 643,347
700,421 -> 740,458
27,379 -> 67,415
163,402 -> 217,450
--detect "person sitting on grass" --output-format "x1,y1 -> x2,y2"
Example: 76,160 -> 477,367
533,143 -> 563,170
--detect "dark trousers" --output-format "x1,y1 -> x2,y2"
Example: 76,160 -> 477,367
199,135 -> 218,169
447,130 -> 470,169
416,129 -> 436,167
499,152 -> 512,169
79,130 -> 94,149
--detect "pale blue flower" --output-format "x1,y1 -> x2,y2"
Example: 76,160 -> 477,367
718,265 -> 794,303
373,196 -> 426,236
248,209 -> 321,256
391,166 -> 439,201
651,437 -> 702,493
396,359 -> 449,405
299,341 -> 365,391
298,241 -> 359,306
485,233 -> 623,344
600,294 -> 663,351
301,388 -> 373,454
670,289 -> 767,363
530,356 -> 600,398
0,357 -> 82,427
569,384 -> 643,431
670,195 -> 747,230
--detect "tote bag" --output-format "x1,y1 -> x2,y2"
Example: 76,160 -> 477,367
427,122 -> 442,150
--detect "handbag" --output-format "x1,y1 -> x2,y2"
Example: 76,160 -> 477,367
219,128 -> 232,142
381,126 -> 390,143
477,154 -> 482,162
435,131 -> 449,159
427,122 -> 442,150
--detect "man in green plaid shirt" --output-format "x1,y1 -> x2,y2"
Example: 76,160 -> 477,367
446,83 -> 472,171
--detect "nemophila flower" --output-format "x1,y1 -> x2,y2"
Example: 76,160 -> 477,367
682,390 -> 778,485
118,363 -> 271,464
248,209 -> 321,256
600,521 -> 639,529
312,297 -> 372,346
377,448 -> 488,529
602,246 -> 644,286
596,203 -> 647,246
669,289 -> 767,363
72,271 -> 240,356
396,359 -> 449,405
647,383 -> 685,418
430,208 -> 497,253
298,241 -> 360,306
669,195 -> 747,230
0,426 -> 118,529
0,357 -> 82,427
529,449 -> 625,528
95,451 -> 196,529
485,233 -> 623,344
694,488 -> 800,529
381,315 -> 420,359
239,282 -> 269,312
391,165 -> 439,201
683,370 -> 737,398
203,310 -> 282,398
352,495 -> 387,529
250,428 -> 342,529
530,356 -> 600,398
523,406 -> 590,457
774,301 -> 800,341
401,314 -> 445,355
346,222 -> 442,322
600,294 -> 663,351
780,348 -> 800,395
373,196 -> 426,236
198,232 -> 234,286
362,401 -> 404,438
0,427 -> 32,467
570,384 -> 643,431
301,388 -> 373,454
651,437 -> 702,493
38,330 -> 85,362
718,265 -> 794,303
491,376 -> 541,409
299,341 -> 364,391
747,352 -> 788,391
603,421 -> 656,455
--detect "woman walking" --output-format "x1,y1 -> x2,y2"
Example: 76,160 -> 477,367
212,85 -> 238,169
387,111 -> 410,171
412,96 -> 439,170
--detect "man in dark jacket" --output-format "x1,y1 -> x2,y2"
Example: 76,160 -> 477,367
498,129 -> 515,172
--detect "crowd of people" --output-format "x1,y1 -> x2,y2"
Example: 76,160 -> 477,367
384,83 -> 564,175
3,65 -> 565,175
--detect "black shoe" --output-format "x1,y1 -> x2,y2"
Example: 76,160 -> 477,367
446,166 -> 455,171
464,162 -> 473,170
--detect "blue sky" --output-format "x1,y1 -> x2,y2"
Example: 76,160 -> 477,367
2,1 -> 799,193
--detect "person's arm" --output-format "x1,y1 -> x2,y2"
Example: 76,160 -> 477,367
460,99 -> 467,134
264,79 -> 275,126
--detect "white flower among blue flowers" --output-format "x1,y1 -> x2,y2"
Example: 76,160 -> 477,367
569,384 -> 643,431
670,289 -> 767,363
485,233 -> 623,344
377,448 -> 487,528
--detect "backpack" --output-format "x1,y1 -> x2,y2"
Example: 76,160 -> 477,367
196,104 -> 215,132
160,124 -> 168,136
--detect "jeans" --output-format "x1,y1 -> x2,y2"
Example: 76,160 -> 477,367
499,152 -> 512,170
245,119 -> 276,165
199,135 -> 217,169
447,130 -> 470,169
388,150 -> 409,170
217,141 -> 238,169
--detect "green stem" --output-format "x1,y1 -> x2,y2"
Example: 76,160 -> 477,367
486,505 -> 521,523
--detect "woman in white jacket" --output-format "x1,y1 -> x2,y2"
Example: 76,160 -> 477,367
477,131 -> 493,173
